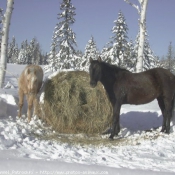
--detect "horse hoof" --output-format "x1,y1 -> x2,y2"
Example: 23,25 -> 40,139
18,113 -> 21,118
109,135 -> 114,140
161,129 -> 165,133
102,128 -> 112,135
165,130 -> 170,134
109,138 -> 114,141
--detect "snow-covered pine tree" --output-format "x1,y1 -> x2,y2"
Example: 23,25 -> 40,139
166,42 -> 175,73
160,42 -> 175,73
125,40 -> 137,72
18,43 -> 27,64
80,36 -> 98,71
18,40 -> 30,64
46,41 -> 58,71
12,44 -> 19,63
101,44 -> 112,63
134,30 -> 158,71
41,53 -> 48,65
19,38 -> 41,65
108,11 -> 130,68
7,36 -> 14,63
47,0 -> 77,71
76,50 -> 83,58
27,38 -> 37,64
36,43 -> 42,65
7,36 -> 18,63
159,56 -> 167,70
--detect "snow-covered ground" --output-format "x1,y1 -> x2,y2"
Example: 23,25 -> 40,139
0,64 -> 175,175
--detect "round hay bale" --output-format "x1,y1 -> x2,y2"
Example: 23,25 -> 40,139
42,71 -> 112,134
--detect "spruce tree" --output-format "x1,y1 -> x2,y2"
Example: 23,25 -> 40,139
125,40 -> 137,71
7,36 -> 19,63
18,43 -> 27,64
28,38 -> 40,64
47,0 -> 77,71
41,53 -> 48,65
101,44 -> 112,63
47,42 -> 57,71
12,45 -> 19,63
29,38 -> 36,64
135,30 -> 158,70
8,36 -> 15,63
160,42 -> 175,73
166,42 -> 174,72
80,36 -> 98,71
109,11 -> 130,67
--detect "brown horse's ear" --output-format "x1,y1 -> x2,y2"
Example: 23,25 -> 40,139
98,56 -> 102,62
89,57 -> 93,63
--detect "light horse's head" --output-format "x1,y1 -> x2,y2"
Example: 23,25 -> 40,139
89,57 -> 102,88
25,67 -> 38,94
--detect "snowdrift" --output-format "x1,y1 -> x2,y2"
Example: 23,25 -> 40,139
0,64 -> 175,174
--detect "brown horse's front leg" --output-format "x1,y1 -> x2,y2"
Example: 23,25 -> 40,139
109,102 -> 121,140
18,89 -> 24,118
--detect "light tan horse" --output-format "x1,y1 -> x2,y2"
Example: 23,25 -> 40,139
18,65 -> 43,122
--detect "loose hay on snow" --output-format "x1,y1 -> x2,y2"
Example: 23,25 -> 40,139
42,71 -> 112,134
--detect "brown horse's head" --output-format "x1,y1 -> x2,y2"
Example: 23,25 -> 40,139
25,67 -> 38,94
89,57 -> 102,88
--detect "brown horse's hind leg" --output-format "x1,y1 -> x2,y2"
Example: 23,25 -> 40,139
164,98 -> 174,134
157,96 -> 166,132
18,89 -> 24,118
158,96 -> 173,133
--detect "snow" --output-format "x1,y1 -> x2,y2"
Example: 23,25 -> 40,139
0,64 -> 175,175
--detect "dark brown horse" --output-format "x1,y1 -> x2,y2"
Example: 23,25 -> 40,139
89,57 -> 175,139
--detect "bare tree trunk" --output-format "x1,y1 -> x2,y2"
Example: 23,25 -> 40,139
0,0 -> 14,88
0,8 -> 3,54
137,0 -> 148,72
124,0 -> 149,72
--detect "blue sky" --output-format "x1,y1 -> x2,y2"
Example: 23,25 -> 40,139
1,0 -> 175,57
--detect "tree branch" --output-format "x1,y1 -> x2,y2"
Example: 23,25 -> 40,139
138,0 -> 142,4
124,0 -> 140,14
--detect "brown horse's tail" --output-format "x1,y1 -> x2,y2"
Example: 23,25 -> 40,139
173,96 -> 175,118
171,95 -> 175,131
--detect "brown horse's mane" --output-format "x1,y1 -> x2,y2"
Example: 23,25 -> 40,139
101,61 -> 129,73
100,61 -> 129,80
